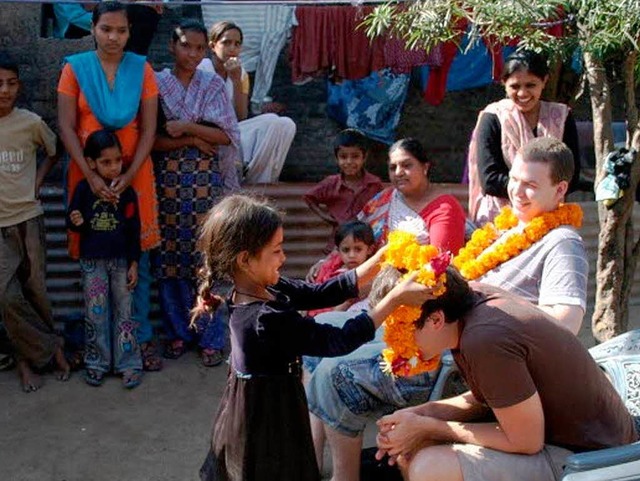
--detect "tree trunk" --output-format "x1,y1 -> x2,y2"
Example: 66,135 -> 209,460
585,50 -> 637,342
620,52 -> 640,331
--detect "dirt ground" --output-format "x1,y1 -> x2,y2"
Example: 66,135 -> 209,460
2,311 -> 636,481
0,353 -> 228,481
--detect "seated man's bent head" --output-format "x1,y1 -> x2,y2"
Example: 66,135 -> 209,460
370,266 -> 475,362
508,137 -> 574,223
413,267 -> 475,361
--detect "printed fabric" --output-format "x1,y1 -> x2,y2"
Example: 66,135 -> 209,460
327,68 -> 410,145
156,67 -> 240,193
291,5 -> 386,84
358,188 -> 429,246
154,69 -> 238,278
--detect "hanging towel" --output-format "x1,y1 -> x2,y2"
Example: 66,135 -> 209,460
383,37 -> 443,75
291,6 -> 386,84
200,3 -> 294,106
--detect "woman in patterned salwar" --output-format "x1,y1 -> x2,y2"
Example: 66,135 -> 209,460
153,20 -> 240,367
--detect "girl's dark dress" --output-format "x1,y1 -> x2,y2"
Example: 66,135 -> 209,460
200,271 -> 375,481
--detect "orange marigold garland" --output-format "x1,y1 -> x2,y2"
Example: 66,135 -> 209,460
453,203 -> 583,280
380,231 -> 450,377
380,204 -> 583,378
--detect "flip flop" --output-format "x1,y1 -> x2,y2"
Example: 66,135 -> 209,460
141,341 -> 163,371
122,369 -> 143,389
201,349 -> 224,367
84,369 -> 104,387
163,340 -> 186,360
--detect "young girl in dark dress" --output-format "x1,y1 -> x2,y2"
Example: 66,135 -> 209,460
193,194 -> 432,481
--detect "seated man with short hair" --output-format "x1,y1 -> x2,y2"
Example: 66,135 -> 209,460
306,137 -> 588,481
376,267 -> 637,481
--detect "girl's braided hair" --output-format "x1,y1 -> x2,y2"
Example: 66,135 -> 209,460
191,194 -> 283,324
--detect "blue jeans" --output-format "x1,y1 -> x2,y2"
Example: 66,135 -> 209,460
80,258 -> 142,373
305,312 -> 435,437
158,278 -> 225,350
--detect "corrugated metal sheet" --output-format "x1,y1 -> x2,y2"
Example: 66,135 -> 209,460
40,184 -> 640,325
41,183 -> 334,323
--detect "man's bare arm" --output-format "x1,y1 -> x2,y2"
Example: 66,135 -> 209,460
538,304 -> 584,335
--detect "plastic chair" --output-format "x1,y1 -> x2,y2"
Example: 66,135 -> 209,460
561,329 -> 640,480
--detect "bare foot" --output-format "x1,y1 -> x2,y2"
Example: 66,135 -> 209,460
17,360 -> 42,393
54,347 -> 71,382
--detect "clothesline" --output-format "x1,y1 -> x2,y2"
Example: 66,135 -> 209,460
1,0 -> 397,5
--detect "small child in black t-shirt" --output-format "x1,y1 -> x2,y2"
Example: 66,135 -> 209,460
67,129 -> 143,389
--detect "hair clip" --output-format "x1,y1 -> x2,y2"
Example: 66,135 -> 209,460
175,27 -> 187,44
201,292 -> 220,310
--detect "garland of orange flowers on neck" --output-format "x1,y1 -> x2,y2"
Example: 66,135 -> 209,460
453,203 -> 583,280
380,231 -> 449,378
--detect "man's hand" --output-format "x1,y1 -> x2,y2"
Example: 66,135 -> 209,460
376,410 -> 439,463
69,210 -> 84,226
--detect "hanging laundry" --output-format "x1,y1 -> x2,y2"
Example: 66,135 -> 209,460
326,68 -> 410,145
251,6 -> 296,108
200,3 -> 294,106
421,18 -> 467,105
383,37 -> 444,75
291,6 -> 386,84
419,32 -> 517,105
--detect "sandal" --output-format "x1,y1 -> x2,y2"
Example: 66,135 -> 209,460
0,353 -> 15,372
201,349 -> 224,367
163,340 -> 186,360
141,341 -> 163,371
84,369 -> 104,387
122,369 -> 143,389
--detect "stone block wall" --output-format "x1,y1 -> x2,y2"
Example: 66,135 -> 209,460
0,2 -> 619,185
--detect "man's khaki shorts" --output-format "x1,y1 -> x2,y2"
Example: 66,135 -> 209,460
452,443 -> 574,481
